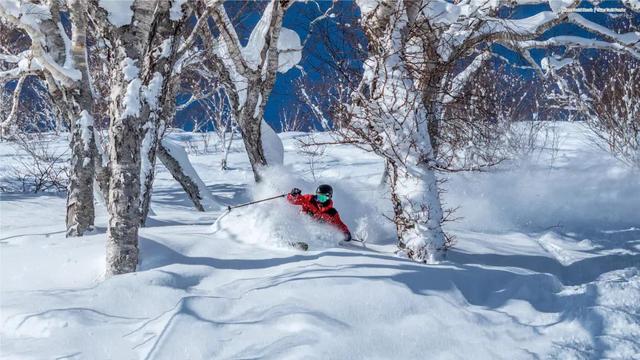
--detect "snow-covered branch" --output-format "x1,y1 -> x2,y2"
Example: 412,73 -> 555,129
0,2 -> 79,87
622,0 -> 640,11
567,13 -> 640,47
0,65 -> 36,82
209,1 -> 251,76
510,35 -> 640,59
443,51 -> 491,103
176,4 -> 212,57
158,138 -> 218,211
0,74 -> 26,137
299,84 -> 331,130
0,50 -> 29,64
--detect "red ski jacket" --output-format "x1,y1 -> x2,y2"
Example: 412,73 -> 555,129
287,194 -> 350,236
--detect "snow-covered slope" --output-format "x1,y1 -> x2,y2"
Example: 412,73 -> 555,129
1,123 -> 639,359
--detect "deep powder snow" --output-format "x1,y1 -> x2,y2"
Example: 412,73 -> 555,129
1,123 -> 639,359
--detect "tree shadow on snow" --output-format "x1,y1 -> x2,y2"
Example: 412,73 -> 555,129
150,183 -> 250,210
138,234 -> 636,357
138,237 -> 334,272
205,183 -> 251,206
150,187 -> 205,210
230,253 -> 614,357
448,249 -> 640,286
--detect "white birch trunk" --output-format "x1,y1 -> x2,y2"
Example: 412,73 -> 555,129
0,75 -> 26,138
0,0 -> 98,235
157,139 -> 216,212
388,161 -> 446,263
105,65 -> 143,275
65,0 -> 96,237
104,0 -> 162,276
209,0 -> 289,182
66,111 -> 96,236
353,0 -> 446,262
103,0 -> 189,275
139,24 -> 183,225
221,130 -> 233,170
236,85 -> 269,182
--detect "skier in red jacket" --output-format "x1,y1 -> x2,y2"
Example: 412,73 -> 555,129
287,184 -> 352,241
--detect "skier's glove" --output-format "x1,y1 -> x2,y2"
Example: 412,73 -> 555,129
290,188 -> 302,196
344,232 -> 352,242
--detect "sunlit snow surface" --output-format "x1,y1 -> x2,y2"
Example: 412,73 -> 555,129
1,123 -> 639,359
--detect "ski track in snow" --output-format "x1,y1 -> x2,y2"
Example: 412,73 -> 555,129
1,123 -> 640,359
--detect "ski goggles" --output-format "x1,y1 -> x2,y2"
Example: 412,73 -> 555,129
315,194 -> 331,203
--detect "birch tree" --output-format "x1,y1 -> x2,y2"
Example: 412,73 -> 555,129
205,0 -> 301,181
85,0 -> 192,275
0,0 -> 98,236
137,11 -> 217,218
402,0 -> 640,158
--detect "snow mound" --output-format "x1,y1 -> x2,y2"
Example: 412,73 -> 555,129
260,119 -> 284,166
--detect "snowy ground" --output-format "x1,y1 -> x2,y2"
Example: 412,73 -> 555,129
1,123 -> 639,359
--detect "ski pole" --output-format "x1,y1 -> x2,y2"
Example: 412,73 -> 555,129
225,193 -> 288,212
212,193 -> 288,233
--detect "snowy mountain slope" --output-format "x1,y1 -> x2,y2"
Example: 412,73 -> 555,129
1,123 -> 639,359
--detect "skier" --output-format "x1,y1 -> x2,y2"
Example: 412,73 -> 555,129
288,184 -> 352,241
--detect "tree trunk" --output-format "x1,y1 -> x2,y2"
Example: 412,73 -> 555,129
157,141 -> 209,212
65,0 -> 96,237
214,0 -> 287,183
387,160 -> 446,263
139,120 -> 160,225
66,111 -> 96,236
237,86 -> 268,182
94,141 -> 111,203
221,130 -> 233,170
104,18 -> 148,276
139,19 -> 184,225
105,93 -> 144,276
104,0 -> 183,275
0,75 -> 26,138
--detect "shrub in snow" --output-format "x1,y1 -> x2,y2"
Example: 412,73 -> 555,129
573,54 -> 639,168
4,134 -> 69,193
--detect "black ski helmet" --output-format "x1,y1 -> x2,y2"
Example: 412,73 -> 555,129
316,184 -> 333,197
